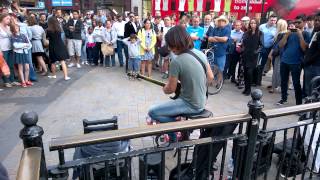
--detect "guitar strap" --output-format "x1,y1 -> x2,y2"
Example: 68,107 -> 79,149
185,49 -> 209,98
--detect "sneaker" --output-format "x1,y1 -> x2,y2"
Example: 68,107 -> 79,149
64,76 -> 71,81
162,73 -> 169,79
276,99 -> 288,106
0,88 -> 3,91
68,63 -> 75,68
76,63 -> 81,68
81,61 -> 85,65
289,84 -> 294,90
11,81 -> 21,86
85,61 -> 89,65
91,63 -> 95,66
48,75 -> 57,79
4,83 -> 12,88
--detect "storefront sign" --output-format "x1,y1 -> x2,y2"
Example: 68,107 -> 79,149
231,0 -> 271,13
52,0 -> 73,6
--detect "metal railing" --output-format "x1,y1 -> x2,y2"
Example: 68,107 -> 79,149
17,83 -> 320,180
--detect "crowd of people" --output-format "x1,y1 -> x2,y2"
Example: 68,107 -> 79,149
0,2 -> 320,107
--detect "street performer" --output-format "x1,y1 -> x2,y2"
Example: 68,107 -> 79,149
147,25 -> 213,142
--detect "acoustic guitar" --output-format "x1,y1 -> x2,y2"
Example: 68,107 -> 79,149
133,74 -> 181,100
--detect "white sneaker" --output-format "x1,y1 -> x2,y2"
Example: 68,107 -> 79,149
68,63 -> 75,68
85,61 -> 89,65
64,76 -> 71,81
76,63 -> 81,68
48,75 -> 57,79
81,61 -> 85,65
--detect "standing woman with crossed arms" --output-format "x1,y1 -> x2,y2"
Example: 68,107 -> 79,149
138,19 -> 157,77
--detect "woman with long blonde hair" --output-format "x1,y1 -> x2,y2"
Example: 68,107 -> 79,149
268,19 -> 288,93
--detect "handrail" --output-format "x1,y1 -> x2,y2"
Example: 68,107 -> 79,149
263,102 -> 320,118
16,147 -> 42,180
49,102 -> 320,151
50,113 -> 251,151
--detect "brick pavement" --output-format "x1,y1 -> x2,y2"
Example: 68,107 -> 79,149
0,65 -> 301,179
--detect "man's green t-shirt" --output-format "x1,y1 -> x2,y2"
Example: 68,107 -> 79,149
169,49 -> 207,109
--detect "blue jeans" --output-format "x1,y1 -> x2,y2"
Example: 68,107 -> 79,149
86,46 -> 95,64
280,62 -> 302,105
257,47 -> 272,85
303,65 -> 320,97
105,54 -> 116,67
27,49 -> 37,81
212,55 -> 226,72
116,40 -> 128,66
148,98 -> 203,140
128,57 -> 140,72
2,50 -> 14,83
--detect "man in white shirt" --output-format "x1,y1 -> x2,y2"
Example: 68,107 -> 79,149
93,21 -> 106,66
159,16 -> 172,79
112,14 -> 127,67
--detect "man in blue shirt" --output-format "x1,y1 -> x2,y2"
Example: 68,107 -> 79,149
186,16 -> 204,50
207,15 -> 231,83
277,22 -> 307,106
227,20 -> 244,83
257,15 -> 277,85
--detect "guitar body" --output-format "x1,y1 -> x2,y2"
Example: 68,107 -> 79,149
134,74 -> 181,100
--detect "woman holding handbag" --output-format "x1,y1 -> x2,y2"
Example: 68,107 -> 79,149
138,19 -> 157,77
102,20 -> 117,67
0,13 -> 15,88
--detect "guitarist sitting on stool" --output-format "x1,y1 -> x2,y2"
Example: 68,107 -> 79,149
148,26 -> 214,142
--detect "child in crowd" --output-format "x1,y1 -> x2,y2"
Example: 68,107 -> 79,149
122,34 -> 141,79
10,23 -> 32,87
86,26 -> 96,66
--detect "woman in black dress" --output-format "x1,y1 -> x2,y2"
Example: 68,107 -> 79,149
241,19 -> 260,96
47,17 -> 70,80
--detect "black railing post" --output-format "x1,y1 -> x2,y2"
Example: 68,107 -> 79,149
241,89 -> 264,180
19,111 -> 48,179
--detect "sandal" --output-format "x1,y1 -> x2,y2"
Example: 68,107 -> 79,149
26,81 -> 33,86
21,83 -> 27,88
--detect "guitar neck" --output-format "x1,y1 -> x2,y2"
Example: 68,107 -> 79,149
137,74 -> 165,87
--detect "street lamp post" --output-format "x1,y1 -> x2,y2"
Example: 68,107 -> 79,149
246,0 -> 251,16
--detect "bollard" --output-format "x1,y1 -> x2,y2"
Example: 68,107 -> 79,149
241,89 -> 264,180
19,111 -> 48,179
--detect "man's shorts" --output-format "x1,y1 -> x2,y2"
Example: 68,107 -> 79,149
214,55 -> 226,72
67,39 -> 82,57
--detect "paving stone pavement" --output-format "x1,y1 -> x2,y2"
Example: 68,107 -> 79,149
0,65 -> 304,179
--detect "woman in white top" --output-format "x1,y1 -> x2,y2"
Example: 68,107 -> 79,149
92,20 -> 105,66
103,20 -> 117,67
27,16 -> 48,76
0,13 -> 14,88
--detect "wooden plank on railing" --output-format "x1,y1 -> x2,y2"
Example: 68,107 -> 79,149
16,147 -> 42,180
49,113 -> 251,151
263,102 -> 320,118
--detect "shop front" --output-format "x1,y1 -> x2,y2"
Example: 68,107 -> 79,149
150,0 -> 271,19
